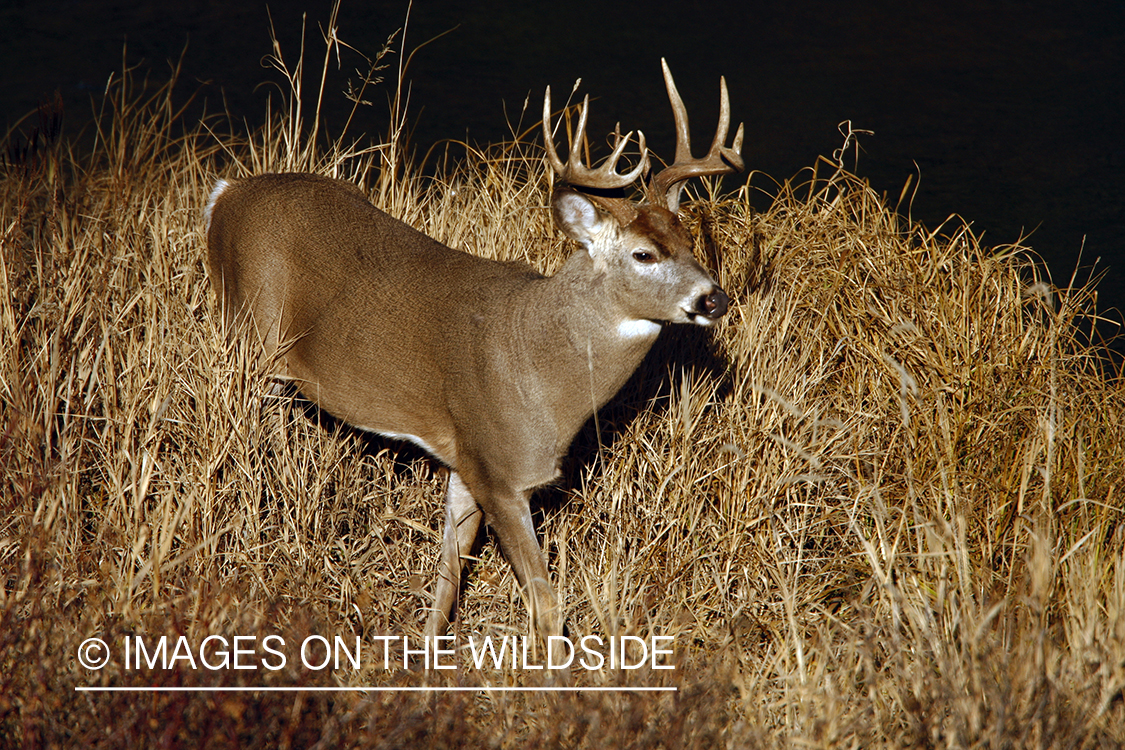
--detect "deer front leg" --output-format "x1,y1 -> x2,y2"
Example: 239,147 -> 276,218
486,494 -> 562,640
425,472 -> 483,638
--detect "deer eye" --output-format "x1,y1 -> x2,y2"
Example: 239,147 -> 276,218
632,250 -> 657,263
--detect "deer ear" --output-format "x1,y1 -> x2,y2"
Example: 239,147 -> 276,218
552,189 -> 609,248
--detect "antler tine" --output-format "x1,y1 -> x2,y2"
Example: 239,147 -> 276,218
663,58 -> 693,166
653,58 -> 746,213
543,86 -> 649,191
568,94 -> 592,175
709,76 -> 743,166
542,86 -> 568,177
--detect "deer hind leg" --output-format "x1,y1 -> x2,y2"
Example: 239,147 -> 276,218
425,472 -> 483,638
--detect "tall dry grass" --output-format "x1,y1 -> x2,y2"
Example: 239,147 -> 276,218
2,16 -> 1124,748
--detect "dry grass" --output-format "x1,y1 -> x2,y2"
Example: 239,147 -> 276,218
3,21 -> 1124,748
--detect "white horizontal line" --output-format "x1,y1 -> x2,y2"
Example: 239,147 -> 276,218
75,686 -> 677,693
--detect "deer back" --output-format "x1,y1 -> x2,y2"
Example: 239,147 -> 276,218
207,173 -> 531,464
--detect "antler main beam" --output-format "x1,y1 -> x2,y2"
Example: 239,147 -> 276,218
542,88 -> 649,191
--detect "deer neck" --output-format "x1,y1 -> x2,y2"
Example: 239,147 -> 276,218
550,247 -> 661,348
513,250 -> 661,443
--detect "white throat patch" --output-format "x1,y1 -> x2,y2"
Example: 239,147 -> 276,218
617,319 -> 662,339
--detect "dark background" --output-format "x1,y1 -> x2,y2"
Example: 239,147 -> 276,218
3,0 -> 1123,337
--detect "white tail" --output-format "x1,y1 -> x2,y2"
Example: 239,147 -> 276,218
204,59 -> 743,639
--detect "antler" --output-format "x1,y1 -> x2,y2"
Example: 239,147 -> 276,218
650,58 -> 745,213
543,86 -> 649,191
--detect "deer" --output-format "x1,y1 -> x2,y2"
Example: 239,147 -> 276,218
204,59 -> 743,642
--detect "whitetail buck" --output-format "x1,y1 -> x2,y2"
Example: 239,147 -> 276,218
205,59 -> 743,640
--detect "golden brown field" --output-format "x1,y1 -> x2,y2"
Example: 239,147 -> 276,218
3,22 -> 1124,748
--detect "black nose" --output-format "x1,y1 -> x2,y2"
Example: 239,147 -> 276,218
698,287 -> 729,318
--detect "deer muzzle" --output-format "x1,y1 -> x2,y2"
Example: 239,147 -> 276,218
695,286 -> 730,320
